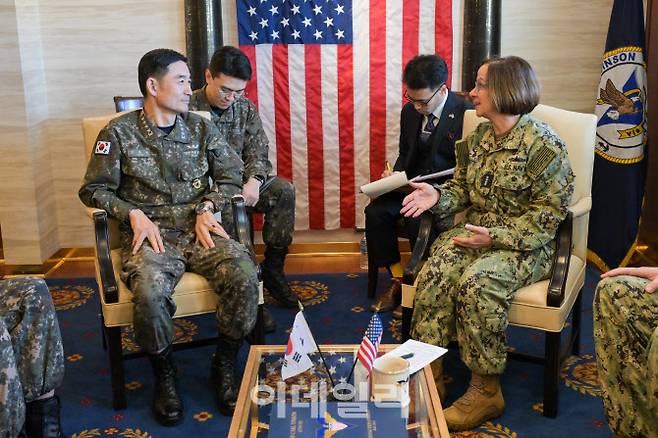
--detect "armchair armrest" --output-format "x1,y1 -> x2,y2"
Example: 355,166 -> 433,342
92,210 -> 119,304
85,207 -> 105,220
403,212 -> 434,285
546,211 -> 573,307
568,196 -> 591,218
231,195 -> 261,280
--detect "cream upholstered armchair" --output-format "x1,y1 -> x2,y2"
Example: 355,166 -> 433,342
400,104 -> 596,418
81,111 -> 265,410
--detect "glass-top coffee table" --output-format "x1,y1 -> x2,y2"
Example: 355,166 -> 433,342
228,344 -> 449,437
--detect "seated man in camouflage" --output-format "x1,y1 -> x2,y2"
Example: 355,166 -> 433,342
0,277 -> 65,438
79,49 -> 259,424
189,46 -> 298,321
594,266 -> 658,438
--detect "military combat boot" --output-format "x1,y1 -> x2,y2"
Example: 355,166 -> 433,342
443,373 -> 505,431
24,395 -> 64,438
211,337 -> 242,416
262,306 -> 277,333
430,358 -> 446,402
261,247 -> 299,308
149,346 -> 184,426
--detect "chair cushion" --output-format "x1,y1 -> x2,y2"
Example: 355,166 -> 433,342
401,255 -> 585,333
99,249 -> 264,327
508,255 -> 585,332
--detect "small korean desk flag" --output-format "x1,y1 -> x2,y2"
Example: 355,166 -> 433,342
282,311 -> 318,380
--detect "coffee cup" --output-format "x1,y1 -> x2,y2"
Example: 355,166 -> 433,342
371,356 -> 410,407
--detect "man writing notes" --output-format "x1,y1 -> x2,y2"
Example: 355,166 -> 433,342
189,47 -> 299,330
80,49 -> 259,424
366,54 -> 472,317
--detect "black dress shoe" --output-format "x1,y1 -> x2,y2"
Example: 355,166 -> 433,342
370,278 -> 402,312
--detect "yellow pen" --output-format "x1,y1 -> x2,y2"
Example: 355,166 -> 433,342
385,160 -> 392,172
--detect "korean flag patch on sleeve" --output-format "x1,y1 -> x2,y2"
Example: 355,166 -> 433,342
95,141 -> 111,155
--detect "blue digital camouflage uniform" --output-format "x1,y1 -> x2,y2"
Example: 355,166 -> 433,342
79,110 -> 260,353
410,114 -> 574,375
594,275 -> 658,438
0,277 -> 64,437
189,88 -> 295,250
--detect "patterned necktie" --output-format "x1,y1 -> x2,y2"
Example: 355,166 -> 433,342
424,114 -> 437,133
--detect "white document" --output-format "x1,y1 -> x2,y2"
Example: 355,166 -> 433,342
359,171 -> 409,198
359,168 -> 455,199
378,339 -> 448,375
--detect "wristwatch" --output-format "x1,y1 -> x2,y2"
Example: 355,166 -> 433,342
252,174 -> 265,184
195,201 -> 215,215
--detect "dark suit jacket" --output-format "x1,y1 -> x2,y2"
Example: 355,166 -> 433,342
393,91 -> 472,183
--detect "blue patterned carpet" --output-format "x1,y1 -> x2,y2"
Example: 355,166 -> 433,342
48,266 -> 612,437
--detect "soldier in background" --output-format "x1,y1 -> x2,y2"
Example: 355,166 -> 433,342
0,277 -> 64,438
594,266 -> 658,438
79,49 -> 259,423
401,56 -> 574,431
189,46 -> 299,325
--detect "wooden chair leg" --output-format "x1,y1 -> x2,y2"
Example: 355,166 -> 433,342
571,291 -> 582,356
101,315 -> 108,350
367,256 -> 378,299
543,331 -> 561,418
106,325 -> 127,410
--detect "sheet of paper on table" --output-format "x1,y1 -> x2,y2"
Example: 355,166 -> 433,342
359,168 -> 455,198
378,339 -> 448,375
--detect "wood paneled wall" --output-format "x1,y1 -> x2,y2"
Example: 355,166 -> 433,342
0,0 -> 616,264
501,0 -> 614,113
1,0 -> 185,264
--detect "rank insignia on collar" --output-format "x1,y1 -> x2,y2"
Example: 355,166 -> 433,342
95,141 -> 111,155
192,179 -> 202,189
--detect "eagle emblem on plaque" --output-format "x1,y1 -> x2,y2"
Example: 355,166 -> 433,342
595,46 -> 647,164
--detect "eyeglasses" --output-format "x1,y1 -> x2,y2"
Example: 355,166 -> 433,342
473,80 -> 488,92
218,86 -> 246,99
404,84 -> 444,106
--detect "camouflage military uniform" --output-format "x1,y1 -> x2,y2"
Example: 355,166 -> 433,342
189,88 -> 295,250
79,110 -> 259,353
410,115 -> 574,375
0,277 -> 64,437
594,275 -> 658,438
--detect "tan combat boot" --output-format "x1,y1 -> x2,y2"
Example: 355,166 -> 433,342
443,373 -> 505,431
430,358 -> 446,401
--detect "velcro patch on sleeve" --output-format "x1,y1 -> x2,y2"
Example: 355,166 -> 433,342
94,141 -> 111,155
455,139 -> 469,167
527,145 -> 557,179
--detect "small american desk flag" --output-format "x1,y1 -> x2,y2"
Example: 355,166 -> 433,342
356,313 -> 383,374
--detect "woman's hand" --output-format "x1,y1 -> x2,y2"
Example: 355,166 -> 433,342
400,182 -> 439,217
453,223 -> 493,249
601,266 -> 658,293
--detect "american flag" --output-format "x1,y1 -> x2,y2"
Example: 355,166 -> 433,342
356,313 -> 383,374
233,0 -> 453,229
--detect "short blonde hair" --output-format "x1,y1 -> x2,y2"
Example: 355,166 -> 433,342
482,56 -> 541,115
